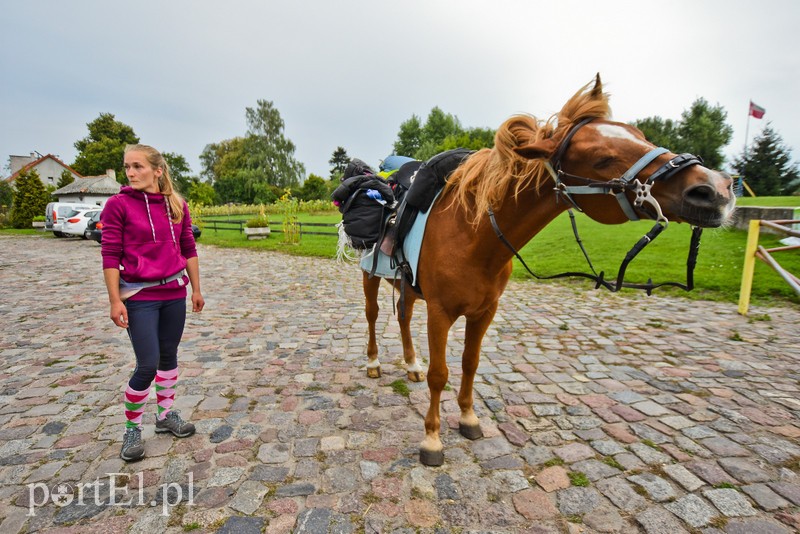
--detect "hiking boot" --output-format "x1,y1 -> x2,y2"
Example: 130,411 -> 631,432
120,426 -> 145,461
154,411 -> 195,438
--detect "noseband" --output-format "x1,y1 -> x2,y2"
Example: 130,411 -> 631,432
488,118 -> 706,294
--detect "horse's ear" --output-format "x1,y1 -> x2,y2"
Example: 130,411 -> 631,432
513,138 -> 557,160
591,73 -> 603,97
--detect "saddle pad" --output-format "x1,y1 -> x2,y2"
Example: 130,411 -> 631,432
360,191 -> 441,285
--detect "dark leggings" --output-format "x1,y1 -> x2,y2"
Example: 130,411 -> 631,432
125,298 -> 186,390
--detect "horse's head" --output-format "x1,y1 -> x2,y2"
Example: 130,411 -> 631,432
513,76 -> 736,228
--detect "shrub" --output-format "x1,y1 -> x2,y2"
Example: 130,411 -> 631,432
245,205 -> 270,228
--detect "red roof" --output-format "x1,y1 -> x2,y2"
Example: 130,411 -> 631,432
5,154 -> 83,183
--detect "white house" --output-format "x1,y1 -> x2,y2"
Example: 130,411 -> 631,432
6,153 -> 82,188
51,171 -> 121,207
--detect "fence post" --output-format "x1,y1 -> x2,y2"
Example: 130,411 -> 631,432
737,219 -> 761,315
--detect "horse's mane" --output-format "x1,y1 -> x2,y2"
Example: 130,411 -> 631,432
444,78 -> 612,224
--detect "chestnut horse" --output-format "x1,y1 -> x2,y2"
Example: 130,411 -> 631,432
361,75 -> 736,466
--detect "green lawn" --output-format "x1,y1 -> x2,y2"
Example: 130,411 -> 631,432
736,196 -> 800,207
514,211 -> 799,306
7,197 -> 798,307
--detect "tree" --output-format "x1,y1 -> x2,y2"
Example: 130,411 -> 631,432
392,109 -> 493,161
201,100 -> 306,203
329,147 -> 350,180
244,99 -> 305,188
631,98 -> 733,169
10,169 -> 50,228
0,181 -> 13,209
72,113 -> 139,180
393,115 -> 423,158
56,169 -> 75,189
186,180 -> 216,206
631,117 -> 680,149
298,174 -> 328,201
676,98 -> 733,169
733,124 -> 799,196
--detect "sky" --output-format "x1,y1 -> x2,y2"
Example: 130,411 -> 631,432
2,0 -> 798,181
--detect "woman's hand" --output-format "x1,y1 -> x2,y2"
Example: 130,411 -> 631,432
191,291 -> 205,313
110,300 -> 128,328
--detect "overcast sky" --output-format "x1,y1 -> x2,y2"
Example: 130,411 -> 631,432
2,0 -> 798,180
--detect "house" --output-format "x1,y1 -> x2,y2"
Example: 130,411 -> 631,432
51,171 -> 121,207
6,153 -> 82,188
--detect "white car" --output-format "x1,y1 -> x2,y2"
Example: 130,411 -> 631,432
61,208 -> 102,239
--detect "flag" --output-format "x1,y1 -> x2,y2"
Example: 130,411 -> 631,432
749,101 -> 765,119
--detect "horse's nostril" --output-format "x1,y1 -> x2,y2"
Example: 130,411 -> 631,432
685,184 -> 716,206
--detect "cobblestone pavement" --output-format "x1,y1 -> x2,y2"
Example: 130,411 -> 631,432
1,234 -> 799,534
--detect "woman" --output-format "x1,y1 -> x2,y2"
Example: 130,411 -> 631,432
101,144 -> 205,461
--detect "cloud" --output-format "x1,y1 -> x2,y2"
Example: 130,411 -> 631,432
2,0 -> 798,179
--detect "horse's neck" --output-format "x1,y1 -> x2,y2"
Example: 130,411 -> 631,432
483,185 -> 566,260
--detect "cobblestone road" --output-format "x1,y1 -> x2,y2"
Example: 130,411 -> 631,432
1,234 -> 799,533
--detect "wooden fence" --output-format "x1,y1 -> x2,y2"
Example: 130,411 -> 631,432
738,218 -> 800,315
202,220 -> 339,237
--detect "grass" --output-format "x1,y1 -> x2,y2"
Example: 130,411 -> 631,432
389,379 -> 411,397
5,195 -> 799,306
513,209 -> 799,306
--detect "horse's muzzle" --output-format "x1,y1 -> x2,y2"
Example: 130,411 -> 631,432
680,182 -> 736,227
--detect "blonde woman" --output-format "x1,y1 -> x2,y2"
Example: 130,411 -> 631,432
101,144 -> 205,461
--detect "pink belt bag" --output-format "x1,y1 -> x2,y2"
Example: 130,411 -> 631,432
119,270 -> 186,301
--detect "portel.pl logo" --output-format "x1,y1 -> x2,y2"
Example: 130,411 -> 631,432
27,472 -> 194,516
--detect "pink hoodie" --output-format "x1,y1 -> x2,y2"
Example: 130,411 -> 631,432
101,186 -> 197,301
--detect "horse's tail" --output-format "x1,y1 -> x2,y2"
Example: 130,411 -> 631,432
335,221 -> 360,263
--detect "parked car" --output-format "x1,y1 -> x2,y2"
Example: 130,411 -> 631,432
89,220 -> 201,244
45,202 -> 99,237
85,211 -> 103,240
61,208 -> 102,238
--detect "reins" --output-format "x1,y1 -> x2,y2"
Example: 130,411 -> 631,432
489,118 -> 705,295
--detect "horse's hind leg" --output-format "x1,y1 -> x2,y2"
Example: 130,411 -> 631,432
398,290 -> 425,383
363,272 -> 382,378
458,304 -> 498,440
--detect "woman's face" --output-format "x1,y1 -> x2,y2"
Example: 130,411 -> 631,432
124,151 -> 162,194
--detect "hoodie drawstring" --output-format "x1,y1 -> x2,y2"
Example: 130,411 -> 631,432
143,193 -> 178,246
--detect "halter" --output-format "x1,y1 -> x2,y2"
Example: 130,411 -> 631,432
545,117 -> 704,225
489,118 -> 706,294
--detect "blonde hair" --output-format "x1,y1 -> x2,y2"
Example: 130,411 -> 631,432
124,144 -> 185,223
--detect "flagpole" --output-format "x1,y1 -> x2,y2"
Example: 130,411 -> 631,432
744,100 -> 751,160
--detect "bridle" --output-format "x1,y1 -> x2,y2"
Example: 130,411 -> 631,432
546,117 -> 703,225
488,117 -> 706,294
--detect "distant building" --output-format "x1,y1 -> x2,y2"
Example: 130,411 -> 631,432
6,153 -> 82,188
51,171 -> 121,207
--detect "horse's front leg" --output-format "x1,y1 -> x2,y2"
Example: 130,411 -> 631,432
398,289 -> 425,382
419,304 -> 455,466
363,272 -> 382,378
458,303 -> 497,440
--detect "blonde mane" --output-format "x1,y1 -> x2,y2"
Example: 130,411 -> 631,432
444,78 -> 612,224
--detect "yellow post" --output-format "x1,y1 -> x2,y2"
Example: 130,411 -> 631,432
738,219 -> 761,315
741,179 -> 757,197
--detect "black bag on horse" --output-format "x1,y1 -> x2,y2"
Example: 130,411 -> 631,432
332,173 -> 395,249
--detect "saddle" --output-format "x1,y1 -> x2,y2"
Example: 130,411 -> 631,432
383,149 -> 474,253
334,149 -> 474,292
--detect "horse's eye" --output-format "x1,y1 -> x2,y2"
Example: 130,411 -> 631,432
593,157 -> 616,169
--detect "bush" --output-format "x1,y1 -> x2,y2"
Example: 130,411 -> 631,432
245,205 -> 270,228
10,169 -> 50,228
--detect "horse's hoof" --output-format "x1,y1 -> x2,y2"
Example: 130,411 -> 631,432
459,423 -> 483,440
367,367 -> 381,379
419,448 -> 444,466
407,370 -> 425,383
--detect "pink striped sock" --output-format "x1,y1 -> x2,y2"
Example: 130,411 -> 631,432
155,368 -> 178,421
124,385 -> 150,429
